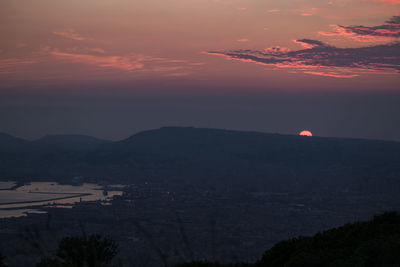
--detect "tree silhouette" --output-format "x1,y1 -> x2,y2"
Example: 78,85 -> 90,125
0,254 -> 7,267
36,234 -> 118,267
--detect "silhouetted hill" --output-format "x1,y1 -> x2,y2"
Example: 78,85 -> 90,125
0,132 -> 29,152
33,134 -> 111,151
1,127 -> 400,194
118,127 -> 399,162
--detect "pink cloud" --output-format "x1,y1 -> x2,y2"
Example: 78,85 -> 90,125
153,66 -> 183,72
263,46 -> 291,53
369,0 -> 400,4
297,7 -> 318,17
237,7 -> 247,10
1,45 -> 199,77
57,46 -> 106,55
53,28 -> 89,41
165,72 -> 191,77
206,40 -> 400,78
268,9 -> 280,13
303,71 -> 359,78
189,62 -> 206,66
237,38 -> 249,42
50,50 -> 144,71
319,17 -> 400,42
0,58 -> 38,75
293,39 -> 326,49
48,48 -> 200,75
202,51 -> 268,66
91,48 -> 105,54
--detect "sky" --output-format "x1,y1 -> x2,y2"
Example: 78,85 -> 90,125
0,0 -> 399,141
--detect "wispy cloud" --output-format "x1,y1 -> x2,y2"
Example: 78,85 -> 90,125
268,9 -> 280,13
0,58 -> 38,75
91,48 -> 105,54
303,71 -> 359,78
293,39 -> 327,49
53,28 -> 89,41
152,66 -> 183,72
206,41 -> 400,78
50,50 -> 145,71
237,38 -> 249,42
43,47 -> 201,76
319,16 -> 400,42
263,46 -> 291,53
165,71 -> 191,77
368,0 -> 400,4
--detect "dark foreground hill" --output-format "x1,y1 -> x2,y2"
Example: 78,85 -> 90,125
176,212 -> 400,267
1,127 -> 400,193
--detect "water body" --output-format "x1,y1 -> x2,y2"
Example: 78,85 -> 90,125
0,182 -> 124,218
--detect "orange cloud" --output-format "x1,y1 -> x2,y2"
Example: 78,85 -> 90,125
237,38 -> 249,42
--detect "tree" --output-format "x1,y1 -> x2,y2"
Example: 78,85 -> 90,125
37,235 -> 118,267
0,254 -> 7,267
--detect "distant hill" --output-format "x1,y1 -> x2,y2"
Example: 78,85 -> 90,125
175,212 -> 400,267
0,132 -> 29,152
32,134 -> 111,151
0,127 -> 399,194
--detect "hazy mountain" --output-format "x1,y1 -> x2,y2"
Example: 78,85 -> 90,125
1,127 -> 399,194
0,132 -> 29,152
32,134 -> 111,151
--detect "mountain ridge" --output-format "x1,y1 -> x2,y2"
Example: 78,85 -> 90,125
1,127 -> 400,146
1,127 -> 400,195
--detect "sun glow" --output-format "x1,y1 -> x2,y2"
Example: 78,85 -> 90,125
299,130 -> 313,136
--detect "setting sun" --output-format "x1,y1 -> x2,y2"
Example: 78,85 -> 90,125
299,130 -> 313,136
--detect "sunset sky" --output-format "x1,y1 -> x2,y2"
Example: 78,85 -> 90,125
1,0 -> 399,140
